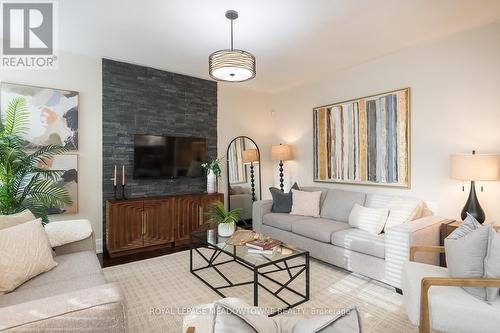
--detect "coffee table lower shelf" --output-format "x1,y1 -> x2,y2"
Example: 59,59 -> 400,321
189,234 -> 310,317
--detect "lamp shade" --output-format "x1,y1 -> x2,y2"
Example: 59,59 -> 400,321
271,144 -> 293,161
242,149 -> 259,164
209,50 -> 256,82
450,153 -> 500,181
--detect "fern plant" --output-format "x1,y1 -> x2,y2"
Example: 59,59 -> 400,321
205,200 -> 242,228
0,97 -> 72,223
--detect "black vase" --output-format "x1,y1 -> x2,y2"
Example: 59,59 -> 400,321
460,181 -> 485,223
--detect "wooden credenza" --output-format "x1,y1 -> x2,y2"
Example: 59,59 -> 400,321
106,193 -> 223,257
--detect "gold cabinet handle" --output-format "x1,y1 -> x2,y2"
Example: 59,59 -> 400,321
144,213 -> 147,235
199,207 -> 204,225
141,212 -> 145,235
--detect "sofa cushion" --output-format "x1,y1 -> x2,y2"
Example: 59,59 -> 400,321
262,213 -> 309,232
291,219 -> 351,243
384,197 -> 424,230
365,194 -> 394,208
299,186 -> 329,206
320,189 -> 366,222
331,228 -> 386,259
0,273 -> 105,307
18,251 -> 102,290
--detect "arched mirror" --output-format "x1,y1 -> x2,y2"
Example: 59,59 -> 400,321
226,136 -> 262,225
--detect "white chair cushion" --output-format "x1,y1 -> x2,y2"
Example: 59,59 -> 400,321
485,227 -> 500,302
402,261 -> 500,333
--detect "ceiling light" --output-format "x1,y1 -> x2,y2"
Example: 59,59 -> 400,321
209,10 -> 256,82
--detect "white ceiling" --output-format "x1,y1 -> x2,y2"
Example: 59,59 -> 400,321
59,0 -> 500,93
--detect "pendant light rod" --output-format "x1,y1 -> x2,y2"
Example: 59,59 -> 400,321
230,17 -> 234,50
225,10 -> 238,50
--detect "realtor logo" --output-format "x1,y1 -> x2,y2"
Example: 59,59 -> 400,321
1,1 -> 58,69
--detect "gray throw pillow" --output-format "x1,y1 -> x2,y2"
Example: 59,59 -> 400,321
269,183 -> 299,213
445,214 -> 490,300
485,227 -> 500,302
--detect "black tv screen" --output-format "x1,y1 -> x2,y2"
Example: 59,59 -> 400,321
133,135 -> 206,179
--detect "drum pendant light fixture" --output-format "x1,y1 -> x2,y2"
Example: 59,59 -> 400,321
209,10 -> 256,82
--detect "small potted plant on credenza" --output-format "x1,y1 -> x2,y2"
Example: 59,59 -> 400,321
206,201 -> 241,239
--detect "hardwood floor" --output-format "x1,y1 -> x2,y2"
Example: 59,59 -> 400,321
99,221 -> 252,268
98,244 -> 190,268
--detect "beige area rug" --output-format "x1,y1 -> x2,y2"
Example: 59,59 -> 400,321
104,249 -> 417,333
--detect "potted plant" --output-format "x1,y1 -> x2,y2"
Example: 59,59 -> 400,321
201,157 -> 222,194
0,97 -> 72,223
206,200 -> 241,237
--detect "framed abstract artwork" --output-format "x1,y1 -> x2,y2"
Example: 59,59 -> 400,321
38,154 -> 79,215
313,87 -> 410,188
0,82 -> 78,150
228,137 -> 247,184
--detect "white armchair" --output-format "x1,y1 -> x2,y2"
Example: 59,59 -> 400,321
402,246 -> 500,333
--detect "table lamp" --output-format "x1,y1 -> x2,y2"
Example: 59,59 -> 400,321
243,148 -> 259,201
271,144 -> 293,191
450,150 -> 499,223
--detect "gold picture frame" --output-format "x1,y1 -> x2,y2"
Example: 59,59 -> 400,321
313,87 -> 411,188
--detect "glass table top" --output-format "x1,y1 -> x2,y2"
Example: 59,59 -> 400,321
190,230 -> 308,267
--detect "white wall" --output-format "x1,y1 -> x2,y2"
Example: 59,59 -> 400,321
0,51 -> 103,248
271,21 -> 500,222
217,84 -> 274,202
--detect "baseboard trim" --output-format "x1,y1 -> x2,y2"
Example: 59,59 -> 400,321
96,238 -> 103,254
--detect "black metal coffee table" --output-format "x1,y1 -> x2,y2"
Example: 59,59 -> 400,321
189,231 -> 310,316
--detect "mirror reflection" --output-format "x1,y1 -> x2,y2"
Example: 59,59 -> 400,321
227,136 -> 261,226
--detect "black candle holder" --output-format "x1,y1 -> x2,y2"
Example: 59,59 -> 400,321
121,184 -> 127,200
113,185 -> 118,200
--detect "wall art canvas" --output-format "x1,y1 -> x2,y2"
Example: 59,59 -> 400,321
313,88 -> 410,187
1,82 -> 78,150
228,137 -> 247,184
38,154 -> 78,214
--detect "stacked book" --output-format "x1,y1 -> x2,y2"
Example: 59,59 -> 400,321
246,239 -> 281,255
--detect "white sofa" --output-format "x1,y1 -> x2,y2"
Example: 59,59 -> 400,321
253,187 -> 447,289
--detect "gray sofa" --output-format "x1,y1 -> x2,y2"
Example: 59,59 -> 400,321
253,186 -> 446,289
0,230 -> 126,332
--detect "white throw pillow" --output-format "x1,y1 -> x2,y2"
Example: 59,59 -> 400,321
0,210 -> 36,230
445,214 -> 489,300
214,298 -> 278,333
290,189 -> 322,218
348,204 -> 389,235
0,219 -> 58,295
384,197 -> 424,230
485,227 -> 500,302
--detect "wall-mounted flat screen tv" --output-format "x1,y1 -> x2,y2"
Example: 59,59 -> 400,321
133,134 -> 206,179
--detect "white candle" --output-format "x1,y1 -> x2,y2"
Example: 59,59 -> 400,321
113,165 -> 117,186
122,165 -> 125,185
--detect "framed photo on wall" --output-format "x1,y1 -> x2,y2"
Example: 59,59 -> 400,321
313,87 -> 410,188
0,82 -> 79,150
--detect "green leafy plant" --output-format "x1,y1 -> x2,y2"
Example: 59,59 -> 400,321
201,157 -> 223,178
205,200 -> 242,228
0,97 -> 72,223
